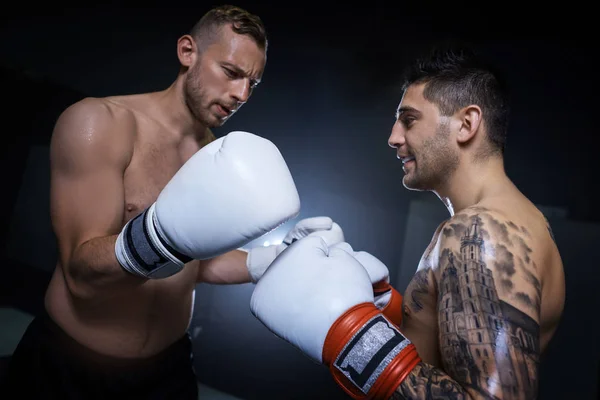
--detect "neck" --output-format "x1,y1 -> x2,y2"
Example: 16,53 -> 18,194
153,74 -> 208,139
433,155 -> 511,216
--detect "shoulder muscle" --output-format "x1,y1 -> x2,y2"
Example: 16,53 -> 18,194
439,207 -> 542,322
50,97 -> 133,175
436,207 -> 541,398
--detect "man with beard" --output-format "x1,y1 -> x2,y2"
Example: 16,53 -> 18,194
250,44 -> 565,399
3,5 -> 344,399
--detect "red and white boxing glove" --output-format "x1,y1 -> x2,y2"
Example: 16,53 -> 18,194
246,216 -> 344,282
332,243 -> 404,327
251,237 -> 421,400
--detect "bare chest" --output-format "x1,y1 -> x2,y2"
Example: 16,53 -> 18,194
402,260 -> 439,329
118,135 -> 200,322
123,138 -> 196,220
400,236 -> 442,365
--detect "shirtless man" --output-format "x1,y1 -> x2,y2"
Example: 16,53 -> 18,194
250,44 -> 565,399
3,5 -> 344,399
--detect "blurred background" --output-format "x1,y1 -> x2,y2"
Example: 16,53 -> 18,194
0,2 -> 598,399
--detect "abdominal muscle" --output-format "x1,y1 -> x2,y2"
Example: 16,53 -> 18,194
44,262 -> 198,359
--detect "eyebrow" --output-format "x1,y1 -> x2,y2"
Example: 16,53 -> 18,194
395,105 -> 421,119
223,62 -> 261,87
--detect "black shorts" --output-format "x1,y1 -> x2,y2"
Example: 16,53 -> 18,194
2,308 -> 198,400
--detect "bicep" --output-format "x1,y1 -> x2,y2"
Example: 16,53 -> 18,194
49,100 -> 131,264
436,212 -> 541,399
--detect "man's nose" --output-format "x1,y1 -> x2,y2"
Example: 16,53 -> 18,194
388,123 -> 405,148
230,79 -> 251,104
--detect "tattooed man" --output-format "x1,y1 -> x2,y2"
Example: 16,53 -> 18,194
250,43 -> 565,400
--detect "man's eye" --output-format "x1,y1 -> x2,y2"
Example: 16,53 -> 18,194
224,68 -> 236,78
402,117 -> 415,126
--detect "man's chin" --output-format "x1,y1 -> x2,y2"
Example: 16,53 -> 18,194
208,120 -> 224,129
205,114 -> 226,128
215,113 -> 234,127
402,177 -> 428,192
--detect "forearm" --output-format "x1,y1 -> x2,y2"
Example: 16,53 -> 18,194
68,235 -> 145,298
322,306 -> 513,400
390,362 -> 475,400
196,249 -> 251,284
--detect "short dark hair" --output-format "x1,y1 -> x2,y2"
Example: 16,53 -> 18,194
401,43 -> 510,155
190,5 -> 267,51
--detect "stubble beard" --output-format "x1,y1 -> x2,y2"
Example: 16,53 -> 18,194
402,121 -> 459,192
184,65 -> 222,128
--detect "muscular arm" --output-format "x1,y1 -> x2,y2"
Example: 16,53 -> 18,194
392,211 -> 541,399
50,98 -> 140,299
196,249 -> 251,284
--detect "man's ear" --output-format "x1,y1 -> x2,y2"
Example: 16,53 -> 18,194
177,34 -> 197,68
456,105 -> 482,145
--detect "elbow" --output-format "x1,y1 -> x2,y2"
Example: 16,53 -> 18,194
65,275 -> 95,301
63,261 -> 98,301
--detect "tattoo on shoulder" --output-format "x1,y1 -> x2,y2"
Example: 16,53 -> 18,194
544,216 -> 556,243
441,211 -> 541,313
435,211 -> 540,399
409,269 -> 430,312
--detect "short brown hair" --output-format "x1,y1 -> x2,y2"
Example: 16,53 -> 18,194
190,5 -> 267,51
401,43 -> 510,156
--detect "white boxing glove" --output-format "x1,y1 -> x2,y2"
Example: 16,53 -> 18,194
332,243 -> 404,327
246,216 -> 345,282
115,131 -> 300,279
251,236 -> 373,363
250,237 -> 420,399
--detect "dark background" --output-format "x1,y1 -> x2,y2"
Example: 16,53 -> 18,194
0,2 -> 598,399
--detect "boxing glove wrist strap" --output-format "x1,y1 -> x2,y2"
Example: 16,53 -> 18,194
115,203 -> 192,279
323,303 -> 421,400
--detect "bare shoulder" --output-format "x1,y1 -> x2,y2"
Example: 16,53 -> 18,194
444,204 -> 555,261
51,97 -> 135,170
437,205 -> 548,323
53,97 -> 136,142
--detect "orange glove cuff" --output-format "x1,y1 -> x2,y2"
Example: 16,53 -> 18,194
372,282 -> 404,328
372,280 -> 389,295
322,303 -> 421,400
381,287 -> 403,327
